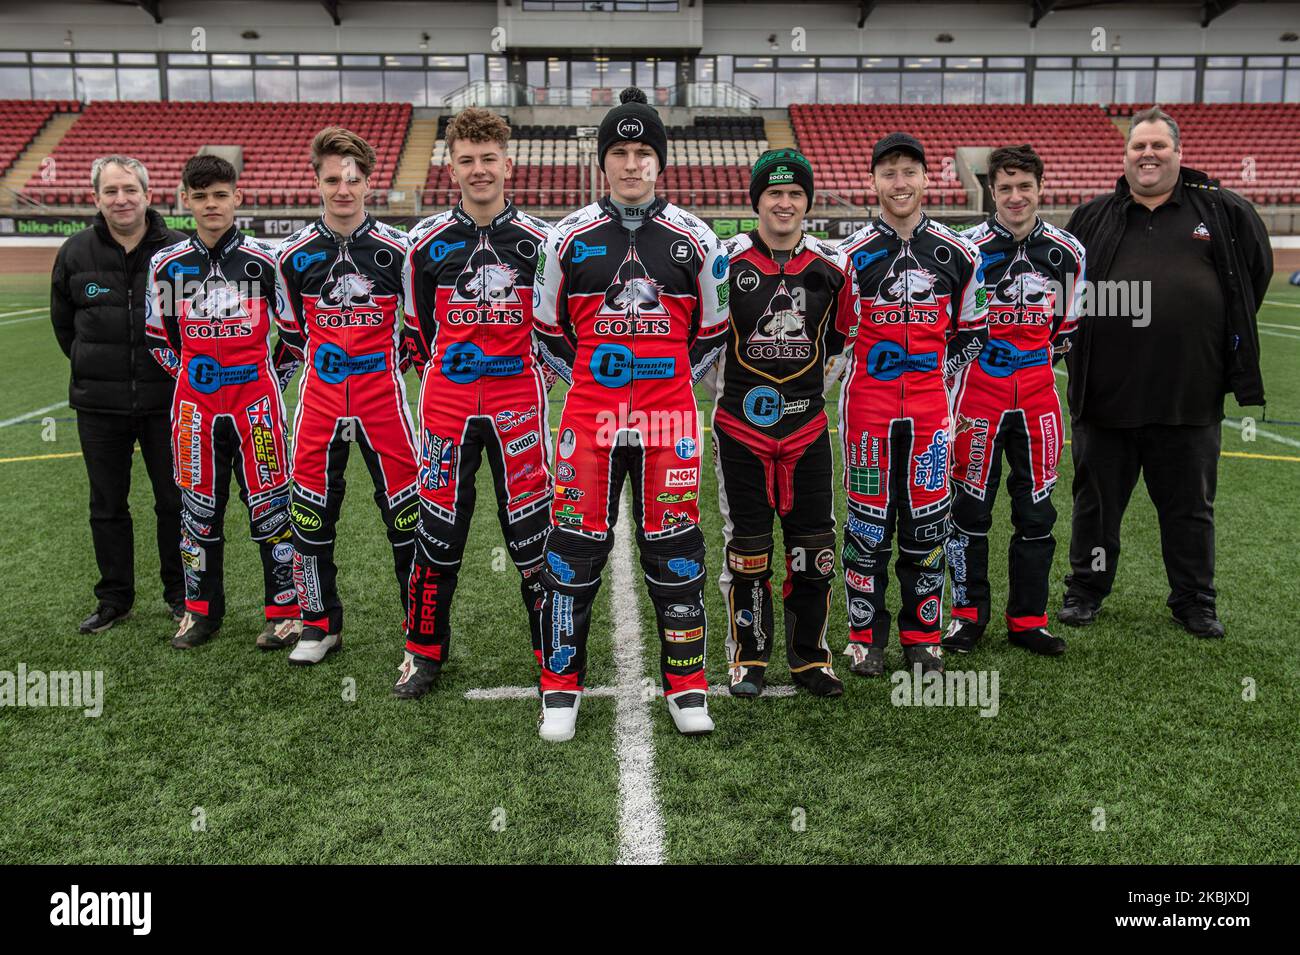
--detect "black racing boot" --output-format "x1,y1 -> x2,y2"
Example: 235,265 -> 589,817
902,643 -> 944,675
1058,593 -> 1100,627
940,618 -> 985,654
791,666 -> 844,698
392,650 -> 442,699
845,643 -> 886,678
1009,627 -> 1067,656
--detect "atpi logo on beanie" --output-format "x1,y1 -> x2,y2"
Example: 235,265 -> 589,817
618,118 -> 645,139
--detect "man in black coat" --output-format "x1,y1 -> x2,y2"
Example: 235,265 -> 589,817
50,156 -> 188,633
1061,107 -> 1272,638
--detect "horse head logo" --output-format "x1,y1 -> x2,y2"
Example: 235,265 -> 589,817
323,271 -> 375,309
467,263 -> 518,302
191,282 -> 247,322
613,276 -> 663,311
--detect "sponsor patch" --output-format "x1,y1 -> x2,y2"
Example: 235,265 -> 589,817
665,626 -> 704,644
665,467 -> 698,488
728,551 -> 769,573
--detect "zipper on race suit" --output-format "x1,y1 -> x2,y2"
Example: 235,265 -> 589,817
339,236 -> 352,413
476,223 -> 487,417
628,226 -> 638,417
899,238 -> 909,419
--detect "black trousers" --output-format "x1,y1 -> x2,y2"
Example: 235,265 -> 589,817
1066,420 -> 1219,613
76,410 -> 184,611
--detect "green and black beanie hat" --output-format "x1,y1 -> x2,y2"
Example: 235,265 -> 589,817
749,148 -> 815,211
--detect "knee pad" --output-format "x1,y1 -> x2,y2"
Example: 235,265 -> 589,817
900,509 -> 951,555
724,533 -> 774,583
181,490 -> 218,543
786,531 -> 837,582
414,499 -> 467,568
289,484 -> 331,546
248,488 -> 292,542
543,528 -> 610,593
843,503 -> 889,563
639,524 -> 706,590
506,507 -> 551,571
950,483 -> 993,535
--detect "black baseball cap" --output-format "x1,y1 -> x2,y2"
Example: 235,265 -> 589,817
871,132 -> 927,171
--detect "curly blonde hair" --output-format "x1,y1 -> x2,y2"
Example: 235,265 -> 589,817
445,108 -> 511,152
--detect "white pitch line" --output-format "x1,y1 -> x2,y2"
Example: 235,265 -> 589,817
1263,299 -> 1300,309
0,400 -> 67,428
0,307 -> 48,319
1259,328 -> 1300,342
464,683 -> 796,701
1224,417 -> 1300,450
610,495 -> 665,866
1259,322 -> 1300,331
0,313 -> 49,327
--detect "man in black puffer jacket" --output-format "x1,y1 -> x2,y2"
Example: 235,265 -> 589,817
50,155 -> 188,633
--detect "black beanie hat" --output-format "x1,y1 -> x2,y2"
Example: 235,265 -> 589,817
598,87 -> 668,175
750,148 -> 815,211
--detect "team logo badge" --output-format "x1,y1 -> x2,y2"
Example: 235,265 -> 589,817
745,278 -> 810,362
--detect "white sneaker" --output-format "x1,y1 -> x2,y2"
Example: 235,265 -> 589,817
538,690 -> 582,742
288,627 -> 342,666
666,689 -> 714,736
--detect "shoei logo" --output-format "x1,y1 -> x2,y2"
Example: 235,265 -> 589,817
393,501 -> 419,533
735,270 -> 761,293
290,502 -> 322,532
428,239 -> 467,263
572,239 -> 606,263
84,282 -> 111,297
292,250 -> 328,272
618,118 -> 645,139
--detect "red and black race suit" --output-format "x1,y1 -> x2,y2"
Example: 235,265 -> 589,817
839,213 -> 988,647
401,201 -> 555,666
534,196 -> 729,694
145,225 -> 297,623
713,230 -> 859,683
275,214 -> 419,634
948,215 -> 1085,632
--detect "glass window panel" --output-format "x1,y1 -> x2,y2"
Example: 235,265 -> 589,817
602,60 -> 632,84
297,69 -> 339,101
343,55 -> 380,66
119,53 -> 156,65
1206,56 -> 1243,67
946,57 -> 983,69
257,54 -> 296,66
988,57 -> 1024,68
1033,70 -> 1072,103
34,67 -> 73,98
167,53 -> 206,65
570,60 -> 598,87
862,57 -> 899,69
694,56 -> 714,82
1117,57 -> 1154,68
1160,56 -> 1195,67
299,54 -> 337,67
488,56 -> 507,82
1155,69 -> 1196,102
1244,68 -> 1284,102
210,69 -> 253,101
384,70 -> 425,105
255,70 -> 296,101
1114,69 -> 1155,102
716,55 -> 732,83
860,72 -> 899,103
943,71 -> 980,103
0,67 -> 32,98
776,71 -> 815,106
384,55 -> 423,68
658,59 -> 677,86
904,57 -> 940,69
547,59 -> 566,86
117,68 -> 159,99
984,71 -> 1024,103
901,71 -> 941,103
0,52 -> 27,63
1074,69 -> 1113,103
165,68 -> 209,100
817,72 -> 857,104
1287,70 -> 1300,103
527,60 -> 546,86
1203,69 -> 1242,102
33,52 -> 72,64
342,70 -> 383,102
1036,57 -> 1072,69
74,67 -> 116,100
733,71 -> 774,107
75,52 -> 114,64
778,57 -> 816,69
1078,57 -> 1113,68
820,57 -> 857,68
211,53 -> 250,66
735,57 -> 773,69
428,55 -> 467,68
427,71 -> 468,106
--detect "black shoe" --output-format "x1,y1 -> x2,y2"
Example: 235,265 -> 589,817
171,611 -> 221,649
1058,593 -> 1100,627
393,650 -> 442,699
1173,606 -> 1225,639
940,618 -> 985,653
169,601 -> 186,624
728,664 -> 766,698
79,605 -> 131,634
846,643 -> 886,678
791,666 -> 844,698
902,643 -> 945,674
1009,627 -> 1067,656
